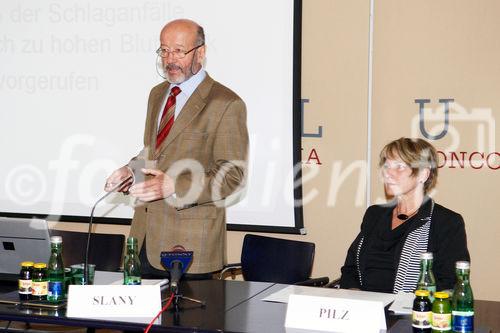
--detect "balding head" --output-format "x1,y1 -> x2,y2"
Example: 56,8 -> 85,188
161,19 -> 205,47
159,19 -> 206,84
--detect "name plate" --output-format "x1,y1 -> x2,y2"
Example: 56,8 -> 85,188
67,285 -> 161,321
285,294 -> 386,333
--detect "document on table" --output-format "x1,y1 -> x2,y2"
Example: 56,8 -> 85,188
262,285 -> 395,307
388,291 -> 415,315
93,270 -> 168,287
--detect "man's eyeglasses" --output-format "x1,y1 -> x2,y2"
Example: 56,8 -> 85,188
156,44 -> 204,59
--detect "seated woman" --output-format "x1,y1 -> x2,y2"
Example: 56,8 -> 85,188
340,137 -> 470,293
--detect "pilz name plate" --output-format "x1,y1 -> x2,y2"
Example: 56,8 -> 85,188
285,294 -> 386,333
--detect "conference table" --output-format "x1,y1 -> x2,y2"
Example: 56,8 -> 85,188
0,279 -> 498,332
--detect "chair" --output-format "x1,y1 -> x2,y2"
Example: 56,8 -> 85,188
49,230 -> 125,271
325,277 -> 342,288
220,234 -> 329,286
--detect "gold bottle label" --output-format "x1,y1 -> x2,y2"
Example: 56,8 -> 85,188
32,281 -> 48,296
18,279 -> 32,294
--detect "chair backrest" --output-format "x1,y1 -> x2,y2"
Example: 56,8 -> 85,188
49,230 -> 125,271
241,234 -> 315,284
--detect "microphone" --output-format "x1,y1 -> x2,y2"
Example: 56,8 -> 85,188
84,176 -> 132,284
160,246 -> 193,293
128,158 -> 146,185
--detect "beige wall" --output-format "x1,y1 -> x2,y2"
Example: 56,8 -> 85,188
230,0 -> 371,293
229,0 -> 499,301
370,0 -> 500,301
54,0 -> 499,301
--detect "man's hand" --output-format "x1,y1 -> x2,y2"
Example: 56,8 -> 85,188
104,166 -> 133,192
129,168 -> 175,202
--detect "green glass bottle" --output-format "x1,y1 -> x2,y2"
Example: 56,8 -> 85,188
47,236 -> 65,302
124,237 -> 141,285
451,261 -> 474,333
417,252 -> 437,302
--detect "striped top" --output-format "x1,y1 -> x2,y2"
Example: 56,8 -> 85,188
340,198 -> 469,292
356,200 -> 434,293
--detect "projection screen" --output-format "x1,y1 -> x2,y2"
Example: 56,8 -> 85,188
0,0 -> 304,233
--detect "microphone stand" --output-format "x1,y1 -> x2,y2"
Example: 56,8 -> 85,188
170,287 -> 205,313
165,271 -> 205,312
84,176 -> 132,285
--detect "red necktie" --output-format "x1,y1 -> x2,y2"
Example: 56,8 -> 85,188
156,86 -> 181,152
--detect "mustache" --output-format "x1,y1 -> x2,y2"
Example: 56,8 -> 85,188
165,64 -> 183,72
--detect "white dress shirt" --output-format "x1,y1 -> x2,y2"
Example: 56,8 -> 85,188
157,69 -> 207,130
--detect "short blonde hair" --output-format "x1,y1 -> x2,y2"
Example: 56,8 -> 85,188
379,137 -> 438,194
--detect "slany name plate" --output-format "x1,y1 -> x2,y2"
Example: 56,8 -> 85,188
285,294 -> 386,333
67,285 -> 161,321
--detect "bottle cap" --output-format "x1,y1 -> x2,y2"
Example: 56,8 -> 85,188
127,237 -> 137,245
456,261 -> 470,269
415,290 -> 430,297
50,236 -> 62,244
34,263 -> 47,269
420,252 -> 433,260
434,291 -> 449,299
20,261 -> 34,267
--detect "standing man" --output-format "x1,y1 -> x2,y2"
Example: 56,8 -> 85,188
105,19 -> 248,277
